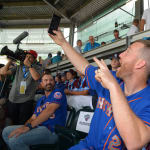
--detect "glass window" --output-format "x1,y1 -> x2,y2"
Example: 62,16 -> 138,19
0,27 -> 70,58
77,0 -> 135,48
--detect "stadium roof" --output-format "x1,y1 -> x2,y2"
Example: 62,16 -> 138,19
0,0 -> 128,28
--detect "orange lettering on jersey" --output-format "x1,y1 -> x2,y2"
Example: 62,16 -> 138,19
108,135 -> 121,150
97,97 -> 103,109
97,96 -> 113,117
106,103 -> 112,117
102,98 -> 107,111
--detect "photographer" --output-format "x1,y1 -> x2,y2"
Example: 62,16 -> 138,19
0,50 -> 42,125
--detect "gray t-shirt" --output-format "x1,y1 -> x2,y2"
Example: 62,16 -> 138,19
74,46 -> 82,53
42,57 -> 51,68
9,64 -> 42,103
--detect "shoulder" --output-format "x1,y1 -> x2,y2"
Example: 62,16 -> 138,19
52,89 -> 65,99
111,39 -> 115,42
145,8 -> 150,13
37,95 -> 46,104
142,8 -> 150,17
85,65 -> 98,74
86,42 -> 90,46
95,42 -> 100,46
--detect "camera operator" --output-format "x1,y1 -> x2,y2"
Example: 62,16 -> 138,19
0,50 -> 42,125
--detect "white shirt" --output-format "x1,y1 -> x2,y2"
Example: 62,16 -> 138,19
74,46 -> 82,53
142,8 -> 150,30
127,25 -> 139,36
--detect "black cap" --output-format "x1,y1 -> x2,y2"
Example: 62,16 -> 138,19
111,54 -> 119,60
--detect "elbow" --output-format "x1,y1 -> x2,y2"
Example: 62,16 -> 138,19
126,144 -> 143,150
33,75 -> 41,81
34,78 -> 40,81
34,77 -> 40,81
125,139 -> 143,150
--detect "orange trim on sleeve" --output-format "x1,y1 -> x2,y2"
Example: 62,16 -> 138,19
128,97 -> 142,103
144,121 -> 150,126
103,126 -> 116,150
104,116 -> 113,130
85,65 -> 91,89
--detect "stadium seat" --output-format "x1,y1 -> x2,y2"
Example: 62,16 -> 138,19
30,105 -> 76,150
55,107 -> 94,150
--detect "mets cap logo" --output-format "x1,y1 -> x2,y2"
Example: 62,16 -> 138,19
54,92 -> 62,99
84,114 -> 90,121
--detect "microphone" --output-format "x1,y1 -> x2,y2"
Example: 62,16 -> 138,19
13,31 -> 29,44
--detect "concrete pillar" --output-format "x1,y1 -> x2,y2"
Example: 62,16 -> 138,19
135,0 -> 144,19
69,24 -> 75,46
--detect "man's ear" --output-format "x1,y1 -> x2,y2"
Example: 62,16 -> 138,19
135,59 -> 146,69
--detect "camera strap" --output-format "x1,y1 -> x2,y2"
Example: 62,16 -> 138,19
22,66 -> 29,79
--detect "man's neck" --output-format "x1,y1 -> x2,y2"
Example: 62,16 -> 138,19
45,91 -> 51,97
124,75 -> 147,96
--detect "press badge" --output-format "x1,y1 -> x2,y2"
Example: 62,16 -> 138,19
20,81 -> 26,94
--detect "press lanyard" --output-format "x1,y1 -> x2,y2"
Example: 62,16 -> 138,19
22,66 -> 29,79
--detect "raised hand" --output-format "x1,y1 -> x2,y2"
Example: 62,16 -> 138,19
49,28 -> 67,46
93,57 -> 118,90
24,57 -> 31,67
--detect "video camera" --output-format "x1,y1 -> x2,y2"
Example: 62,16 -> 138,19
0,31 -> 29,61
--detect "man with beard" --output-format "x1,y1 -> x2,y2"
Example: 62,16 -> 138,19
49,29 -> 150,149
2,72 -> 67,150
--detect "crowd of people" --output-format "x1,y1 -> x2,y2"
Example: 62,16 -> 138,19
0,7 -> 149,150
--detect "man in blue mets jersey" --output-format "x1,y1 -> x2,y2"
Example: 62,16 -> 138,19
2,72 -> 67,150
49,29 -> 150,149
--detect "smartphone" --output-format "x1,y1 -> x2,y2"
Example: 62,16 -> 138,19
48,14 -> 61,35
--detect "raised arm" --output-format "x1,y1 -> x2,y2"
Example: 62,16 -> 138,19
49,30 -> 89,75
29,67 -> 41,81
0,60 -> 13,75
24,58 -> 41,81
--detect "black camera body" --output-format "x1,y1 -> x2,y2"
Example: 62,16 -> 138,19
1,46 -> 26,62
0,31 -> 29,62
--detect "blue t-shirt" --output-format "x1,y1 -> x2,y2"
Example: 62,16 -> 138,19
77,65 -> 150,149
143,37 -> 150,40
83,42 -> 100,52
34,88 -> 67,132
51,55 -> 62,64
111,37 -> 121,43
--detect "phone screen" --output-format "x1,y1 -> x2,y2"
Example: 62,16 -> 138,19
48,14 -> 61,35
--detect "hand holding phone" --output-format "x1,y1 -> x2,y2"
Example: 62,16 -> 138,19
48,14 -> 61,35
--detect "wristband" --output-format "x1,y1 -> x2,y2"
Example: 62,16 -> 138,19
26,123 -> 33,130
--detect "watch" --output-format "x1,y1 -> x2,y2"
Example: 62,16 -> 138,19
26,123 -> 33,130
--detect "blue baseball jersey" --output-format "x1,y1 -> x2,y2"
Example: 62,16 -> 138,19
34,88 -> 67,132
83,42 -> 100,52
70,65 -> 150,150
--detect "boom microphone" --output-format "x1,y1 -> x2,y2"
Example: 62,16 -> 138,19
13,31 -> 29,44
